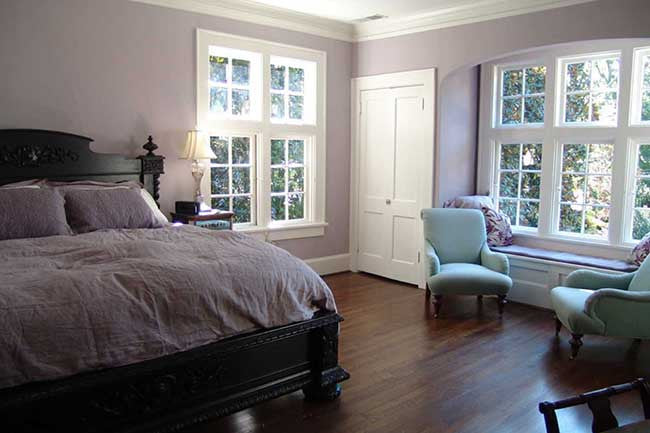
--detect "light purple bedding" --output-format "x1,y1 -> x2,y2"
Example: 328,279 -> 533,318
0,225 -> 336,389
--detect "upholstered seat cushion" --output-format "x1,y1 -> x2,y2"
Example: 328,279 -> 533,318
551,286 -> 605,335
427,263 -> 512,296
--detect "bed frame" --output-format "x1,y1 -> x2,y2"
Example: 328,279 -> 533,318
0,129 -> 349,433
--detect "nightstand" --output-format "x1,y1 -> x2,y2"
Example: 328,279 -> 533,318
171,210 -> 234,231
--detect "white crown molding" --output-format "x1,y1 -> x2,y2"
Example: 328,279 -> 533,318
130,0 -> 355,42
353,0 -> 599,42
131,0 -> 598,43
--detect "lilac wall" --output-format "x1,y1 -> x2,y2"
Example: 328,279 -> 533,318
437,66 -> 479,205
0,0 -> 352,259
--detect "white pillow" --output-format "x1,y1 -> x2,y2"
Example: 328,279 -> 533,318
140,189 -> 169,226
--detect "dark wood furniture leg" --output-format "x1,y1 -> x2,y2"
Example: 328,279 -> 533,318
433,295 -> 443,318
302,318 -> 346,401
497,295 -> 507,316
555,316 -> 562,337
477,295 -> 483,302
570,333 -> 583,360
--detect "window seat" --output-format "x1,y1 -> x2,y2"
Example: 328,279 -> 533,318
490,244 -> 638,273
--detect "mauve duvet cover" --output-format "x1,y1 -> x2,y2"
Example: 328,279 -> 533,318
0,225 -> 336,389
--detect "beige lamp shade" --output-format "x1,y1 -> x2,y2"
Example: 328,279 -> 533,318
181,129 -> 216,160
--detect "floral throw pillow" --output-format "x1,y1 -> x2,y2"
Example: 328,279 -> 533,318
629,233 -> 650,266
481,206 -> 513,247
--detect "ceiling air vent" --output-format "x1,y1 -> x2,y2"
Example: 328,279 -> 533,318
355,14 -> 387,23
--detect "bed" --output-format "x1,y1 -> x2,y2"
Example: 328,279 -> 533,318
0,129 -> 349,433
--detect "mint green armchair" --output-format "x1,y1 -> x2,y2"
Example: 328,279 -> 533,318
551,259 -> 650,359
422,208 -> 513,318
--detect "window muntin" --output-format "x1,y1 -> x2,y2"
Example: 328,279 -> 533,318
561,55 -> 620,125
499,66 -> 546,126
270,138 -> 306,222
632,143 -> 650,240
558,143 -> 613,237
269,56 -> 316,124
207,46 -> 261,120
209,135 -> 255,225
496,143 -> 542,228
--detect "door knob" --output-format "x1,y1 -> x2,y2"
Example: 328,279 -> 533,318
386,199 -> 391,205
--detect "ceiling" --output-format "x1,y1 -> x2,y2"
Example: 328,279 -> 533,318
132,0 -> 599,41
244,0 -> 483,23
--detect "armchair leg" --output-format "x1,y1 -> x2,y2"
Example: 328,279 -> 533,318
497,295 -> 507,316
555,316 -> 562,337
569,334 -> 583,360
433,295 -> 443,318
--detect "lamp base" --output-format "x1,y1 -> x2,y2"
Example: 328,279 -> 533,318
191,160 -> 212,212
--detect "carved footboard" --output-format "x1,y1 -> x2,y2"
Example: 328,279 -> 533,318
0,311 -> 349,433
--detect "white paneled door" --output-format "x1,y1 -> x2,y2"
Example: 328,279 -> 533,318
355,78 -> 432,286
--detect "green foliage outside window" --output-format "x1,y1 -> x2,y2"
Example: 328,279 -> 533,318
633,144 -> 650,239
270,64 -> 305,122
270,139 -> 305,222
209,55 -> 251,117
558,143 -> 612,237
642,57 -> 650,122
501,66 -> 546,125
564,58 -> 619,124
497,143 -> 542,227
209,136 -> 253,224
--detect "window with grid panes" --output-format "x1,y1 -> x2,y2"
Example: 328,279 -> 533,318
496,143 -> 543,228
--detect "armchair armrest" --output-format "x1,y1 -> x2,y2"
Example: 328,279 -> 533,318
584,289 -> 650,335
565,269 -> 636,290
480,243 -> 509,275
425,240 -> 440,277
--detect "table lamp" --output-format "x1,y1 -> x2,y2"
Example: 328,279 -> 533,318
181,129 -> 216,211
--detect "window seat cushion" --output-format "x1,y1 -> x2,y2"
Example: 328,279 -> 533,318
490,244 -> 638,273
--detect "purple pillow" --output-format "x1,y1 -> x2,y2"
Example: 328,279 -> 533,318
0,189 -> 71,240
629,233 -> 650,266
481,206 -> 513,247
64,188 -> 163,233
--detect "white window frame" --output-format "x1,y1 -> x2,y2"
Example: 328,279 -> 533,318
206,47 -> 262,121
557,51 -> 622,128
495,64 -> 547,129
197,29 -> 327,241
555,141 -> 614,239
205,133 -> 257,228
268,135 -> 313,226
630,47 -> 650,126
269,56 -> 317,125
492,141 -> 544,231
478,40 -> 650,251
623,138 -> 650,242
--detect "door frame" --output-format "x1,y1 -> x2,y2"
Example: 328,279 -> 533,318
349,68 -> 436,288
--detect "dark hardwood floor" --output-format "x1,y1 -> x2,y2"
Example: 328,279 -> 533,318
187,272 -> 650,433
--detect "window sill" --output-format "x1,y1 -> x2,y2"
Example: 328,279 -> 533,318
236,222 -> 327,241
511,229 -> 633,252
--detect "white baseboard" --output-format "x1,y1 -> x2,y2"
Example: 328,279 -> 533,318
304,253 -> 351,276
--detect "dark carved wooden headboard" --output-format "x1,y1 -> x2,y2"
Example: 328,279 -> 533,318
0,129 -> 165,205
